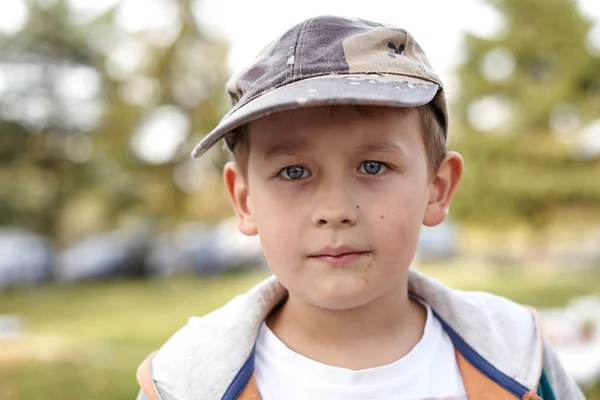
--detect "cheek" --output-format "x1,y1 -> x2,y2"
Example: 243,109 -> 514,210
369,185 -> 427,257
248,185 -> 305,265
249,176 -> 312,224
251,184 -> 303,228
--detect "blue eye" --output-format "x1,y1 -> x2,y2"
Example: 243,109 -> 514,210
280,166 -> 311,180
358,161 -> 385,175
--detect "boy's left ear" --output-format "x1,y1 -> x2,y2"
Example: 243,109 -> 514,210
423,151 -> 463,227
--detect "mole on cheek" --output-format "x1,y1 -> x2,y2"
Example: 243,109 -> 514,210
380,215 -> 384,219
356,205 -> 359,209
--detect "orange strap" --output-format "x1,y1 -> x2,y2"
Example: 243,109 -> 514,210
238,374 -> 260,400
455,349 -> 515,399
456,349 -> 540,399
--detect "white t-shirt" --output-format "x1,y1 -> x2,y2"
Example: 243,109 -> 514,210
254,303 -> 467,400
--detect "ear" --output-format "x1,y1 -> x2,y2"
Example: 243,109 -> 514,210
423,151 -> 463,227
224,162 -> 258,236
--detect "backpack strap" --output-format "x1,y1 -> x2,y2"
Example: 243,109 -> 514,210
455,348 -> 516,399
456,349 -> 541,399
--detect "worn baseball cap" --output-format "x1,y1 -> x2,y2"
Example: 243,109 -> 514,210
191,15 -> 447,159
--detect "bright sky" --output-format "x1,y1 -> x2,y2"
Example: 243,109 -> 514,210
1,0 -> 599,84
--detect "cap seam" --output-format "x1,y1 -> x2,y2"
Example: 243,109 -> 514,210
286,23 -> 304,84
230,71 -> 441,114
401,31 -> 430,79
298,17 -> 316,78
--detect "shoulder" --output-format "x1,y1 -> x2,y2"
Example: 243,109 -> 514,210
136,316 -> 248,399
137,276 -> 287,399
148,312 -> 259,399
409,269 -> 543,388
409,269 -> 538,330
431,287 -> 541,358
451,288 -> 538,323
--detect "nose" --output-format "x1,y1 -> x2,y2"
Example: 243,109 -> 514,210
311,181 -> 358,228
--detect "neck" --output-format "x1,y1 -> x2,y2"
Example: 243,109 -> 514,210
266,278 -> 427,370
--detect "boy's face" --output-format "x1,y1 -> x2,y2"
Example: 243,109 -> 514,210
224,106 -> 462,310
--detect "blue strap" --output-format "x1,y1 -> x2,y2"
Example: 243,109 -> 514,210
221,347 -> 256,400
432,309 -> 531,398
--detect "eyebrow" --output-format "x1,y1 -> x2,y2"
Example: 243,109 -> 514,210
356,141 -> 405,155
263,140 -> 312,160
262,139 -> 405,160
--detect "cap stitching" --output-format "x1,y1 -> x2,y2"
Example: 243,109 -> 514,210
298,17 -> 316,77
401,31 -> 429,79
286,23 -> 304,84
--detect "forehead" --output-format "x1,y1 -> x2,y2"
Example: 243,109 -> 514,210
246,105 -> 422,152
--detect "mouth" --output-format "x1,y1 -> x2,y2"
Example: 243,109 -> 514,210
309,245 -> 371,266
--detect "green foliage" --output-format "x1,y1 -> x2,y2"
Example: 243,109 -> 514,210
452,133 -> 600,229
455,0 -> 600,131
451,0 -> 600,230
0,0 -> 232,241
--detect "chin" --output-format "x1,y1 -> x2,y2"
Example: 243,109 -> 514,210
305,276 -> 380,310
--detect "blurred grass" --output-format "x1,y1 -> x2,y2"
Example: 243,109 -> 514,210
0,269 -> 270,349
419,263 -> 600,307
0,269 -> 270,400
0,265 -> 599,399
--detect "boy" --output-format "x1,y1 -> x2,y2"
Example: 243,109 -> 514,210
136,15 -> 583,399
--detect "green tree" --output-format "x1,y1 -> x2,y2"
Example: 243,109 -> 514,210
451,0 -> 600,231
0,0 -> 231,243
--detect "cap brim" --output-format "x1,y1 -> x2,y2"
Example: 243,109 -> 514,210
191,74 -> 439,158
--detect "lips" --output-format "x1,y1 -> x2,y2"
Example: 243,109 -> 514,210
309,245 -> 371,266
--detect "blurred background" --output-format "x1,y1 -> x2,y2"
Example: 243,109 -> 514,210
0,0 -> 599,398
